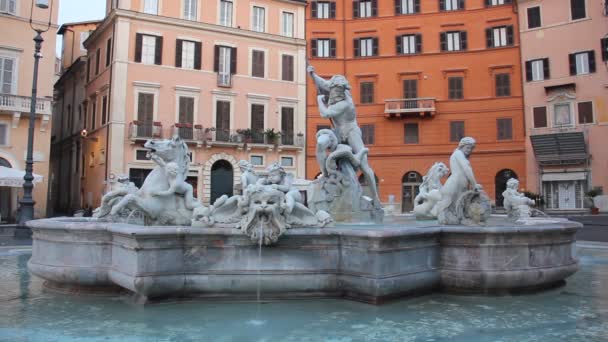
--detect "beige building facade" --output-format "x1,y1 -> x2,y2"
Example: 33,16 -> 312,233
0,1 -> 58,221
79,0 -> 307,208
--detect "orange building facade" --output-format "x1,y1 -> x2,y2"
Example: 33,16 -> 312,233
306,0 -> 527,212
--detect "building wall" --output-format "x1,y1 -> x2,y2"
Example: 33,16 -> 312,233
82,2 -> 307,207
306,0 -> 526,210
0,1 -> 59,219
519,0 -> 608,201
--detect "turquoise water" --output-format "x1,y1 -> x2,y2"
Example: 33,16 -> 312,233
1,244 -> 608,342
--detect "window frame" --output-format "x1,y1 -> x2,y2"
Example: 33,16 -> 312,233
219,0 -> 233,27
496,117 -> 513,141
0,121 -> 9,146
0,0 -> 17,15
570,0 -> 586,21
251,5 -> 266,33
533,106 -> 548,128
449,121 -> 465,142
359,81 -> 374,104
0,54 -> 17,95
281,11 -> 294,37
250,155 -> 264,167
183,0 -> 198,21
143,0 -> 159,15
495,73 -> 511,97
404,122 -> 419,144
250,48 -> 266,78
280,156 -> 295,168
360,124 -> 375,145
527,6 -> 541,29
577,101 -> 594,125
448,76 -> 464,100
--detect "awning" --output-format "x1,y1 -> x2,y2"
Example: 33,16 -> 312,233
0,166 -> 43,188
542,172 -> 587,182
530,132 -> 587,166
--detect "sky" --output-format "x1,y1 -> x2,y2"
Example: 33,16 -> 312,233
55,0 -> 107,56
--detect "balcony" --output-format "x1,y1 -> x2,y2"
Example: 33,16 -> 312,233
217,73 -> 232,88
129,122 -> 163,141
384,98 -> 436,118
0,93 -> 52,129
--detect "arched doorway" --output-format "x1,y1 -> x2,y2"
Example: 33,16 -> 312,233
402,171 -> 423,212
210,160 -> 234,205
495,169 -> 518,207
0,157 -> 13,222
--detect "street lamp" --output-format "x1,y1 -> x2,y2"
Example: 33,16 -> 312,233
16,0 -> 54,233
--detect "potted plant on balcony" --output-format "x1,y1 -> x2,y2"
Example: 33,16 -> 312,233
194,124 -> 203,141
586,187 -> 603,215
236,128 -> 253,144
263,128 -> 281,146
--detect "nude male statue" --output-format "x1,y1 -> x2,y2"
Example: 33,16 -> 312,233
434,137 -> 482,216
307,65 -> 381,208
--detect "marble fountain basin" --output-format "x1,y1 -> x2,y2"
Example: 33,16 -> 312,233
27,216 -> 581,304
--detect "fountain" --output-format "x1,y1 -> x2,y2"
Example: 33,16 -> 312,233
26,68 -> 581,304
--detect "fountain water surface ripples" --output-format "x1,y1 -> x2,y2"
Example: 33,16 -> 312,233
1,245 -> 608,342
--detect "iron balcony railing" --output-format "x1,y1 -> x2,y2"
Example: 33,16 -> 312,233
217,73 -> 232,87
384,97 -> 436,115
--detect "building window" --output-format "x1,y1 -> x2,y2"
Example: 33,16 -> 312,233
578,101 -> 593,124
215,100 -> 231,141
183,0 -> 197,20
281,107 -> 295,145
397,0 -> 420,14
404,123 -> 419,144
0,56 -> 15,94
0,0 -> 16,14
354,0 -> 376,18
214,45 -> 236,78
106,38 -> 112,67
571,0 -> 586,20
495,73 -> 511,97
448,77 -> 464,99
553,103 -> 572,127
250,104 -> 265,143
280,156 -> 294,167
354,37 -> 378,57
441,0 -> 464,11
178,96 -> 195,139
497,118 -> 512,140
0,122 -> 8,145
403,79 -> 418,100
135,34 -> 162,65
91,100 -> 97,130
282,12 -> 294,37
136,93 -> 154,136
252,6 -> 265,32
251,50 -> 265,78
101,96 -> 108,125
220,0 -> 233,26
526,58 -> 549,81
143,0 -> 158,14
361,124 -> 375,145
602,38 -> 608,61
527,6 -> 541,29
251,155 -> 264,166
486,26 -> 514,48
312,1 -> 335,19
570,51 -> 596,75
95,48 -> 100,75
533,107 -> 547,128
397,34 -> 421,55
441,31 -> 467,51
176,40 -> 201,70
359,82 -> 374,104
450,121 -> 465,142
486,0 -> 511,6
312,39 -> 336,58
281,54 -> 294,82
317,125 -> 331,132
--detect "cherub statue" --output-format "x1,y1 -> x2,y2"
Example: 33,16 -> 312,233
150,160 -> 200,210
93,175 -> 138,218
238,160 -> 258,194
502,178 -> 535,220
413,162 -> 450,219
257,162 -> 302,214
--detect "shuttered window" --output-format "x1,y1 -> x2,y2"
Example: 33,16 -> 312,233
495,73 -> 511,97
0,0 -> 16,14
175,39 -> 201,70
396,0 -> 420,14
441,31 -> 467,51
281,107 -> 295,145
403,79 -> 418,99
440,0 -> 464,11
527,6 -> 541,29
137,93 -> 154,136
0,57 -> 15,94
178,97 -> 195,139
101,96 -> 108,125
361,124 -> 375,145
215,101 -> 231,142
311,39 -> 336,58
533,107 -> 547,128
526,58 -> 550,81
95,48 -> 100,75
312,1 -> 335,19
106,38 -> 112,67
135,34 -> 163,65
353,0 -> 377,18
397,34 -> 422,54
354,37 -> 378,57
360,82 -> 374,104
404,123 -> 419,144
450,121 -> 464,142
281,54 -> 294,81
578,101 -> 593,124
214,45 -> 237,75
497,118 -> 512,140
486,25 -> 514,48
571,0 -> 586,20
448,77 -> 464,100
251,50 -> 265,78
251,104 -> 265,143
485,0 -> 511,6
570,51 -> 596,75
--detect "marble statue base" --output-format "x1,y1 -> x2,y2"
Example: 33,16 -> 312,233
28,217 -> 580,303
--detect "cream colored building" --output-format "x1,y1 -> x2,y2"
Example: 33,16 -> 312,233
0,1 -> 58,221
80,0 -> 307,208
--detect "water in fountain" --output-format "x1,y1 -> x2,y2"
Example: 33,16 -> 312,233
247,220 -> 266,327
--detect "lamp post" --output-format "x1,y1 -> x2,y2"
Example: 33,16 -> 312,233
16,0 -> 54,234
